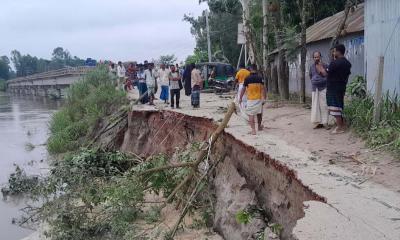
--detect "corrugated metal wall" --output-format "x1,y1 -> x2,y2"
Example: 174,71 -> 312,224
286,33 -> 365,96
365,0 -> 400,95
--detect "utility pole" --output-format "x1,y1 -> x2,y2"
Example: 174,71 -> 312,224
205,10 -> 212,63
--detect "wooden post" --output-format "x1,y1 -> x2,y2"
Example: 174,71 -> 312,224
262,0 -> 268,86
373,56 -> 384,123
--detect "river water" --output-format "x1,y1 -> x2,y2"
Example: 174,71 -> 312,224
0,92 -> 61,240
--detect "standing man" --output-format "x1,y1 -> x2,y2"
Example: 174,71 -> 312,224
117,61 -> 126,90
109,62 -> 117,84
169,65 -> 181,109
183,64 -> 193,96
309,51 -> 329,129
319,44 -> 352,134
138,64 -> 148,104
235,63 -> 251,109
190,63 -> 203,108
145,63 -> 157,105
158,64 -> 170,104
239,64 -> 266,135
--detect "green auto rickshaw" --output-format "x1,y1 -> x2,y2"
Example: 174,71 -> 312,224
196,62 -> 235,93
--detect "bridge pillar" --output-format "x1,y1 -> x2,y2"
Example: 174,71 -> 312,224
32,87 -> 38,96
43,87 -> 49,97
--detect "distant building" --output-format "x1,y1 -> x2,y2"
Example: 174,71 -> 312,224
364,0 -> 400,95
269,4 -> 364,96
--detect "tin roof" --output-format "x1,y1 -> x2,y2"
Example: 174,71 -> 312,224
306,3 -> 364,43
269,3 -> 364,56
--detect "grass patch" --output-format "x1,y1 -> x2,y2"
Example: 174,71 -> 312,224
47,65 -> 127,154
344,76 -> 400,155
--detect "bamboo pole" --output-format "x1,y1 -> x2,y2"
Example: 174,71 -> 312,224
373,56 -> 384,123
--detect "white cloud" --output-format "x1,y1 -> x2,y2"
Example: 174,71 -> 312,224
0,0 -> 208,63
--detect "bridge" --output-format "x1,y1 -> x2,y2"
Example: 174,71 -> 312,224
7,66 -> 95,98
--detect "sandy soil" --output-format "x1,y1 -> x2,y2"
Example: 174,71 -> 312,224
263,103 -> 400,192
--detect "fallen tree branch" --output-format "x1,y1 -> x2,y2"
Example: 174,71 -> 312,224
169,151 -> 227,238
163,102 -> 236,205
139,162 -> 195,176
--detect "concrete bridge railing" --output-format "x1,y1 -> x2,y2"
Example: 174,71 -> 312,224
7,66 -> 95,98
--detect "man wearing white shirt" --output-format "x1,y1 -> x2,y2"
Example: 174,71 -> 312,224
144,63 -> 157,105
158,64 -> 170,104
117,61 -> 126,90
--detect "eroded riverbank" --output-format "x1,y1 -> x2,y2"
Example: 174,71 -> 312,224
119,90 -> 400,240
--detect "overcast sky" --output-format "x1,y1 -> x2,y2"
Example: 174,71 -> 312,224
0,0 -> 207,63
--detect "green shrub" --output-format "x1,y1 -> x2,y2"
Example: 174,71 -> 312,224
347,75 -> 366,98
345,77 -> 400,154
47,66 -> 127,154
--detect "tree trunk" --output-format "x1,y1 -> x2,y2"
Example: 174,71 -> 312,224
330,0 -> 353,49
275,0 -> 289,100
262,0 -> 269,89
299,0 -> 307,103
271,64 -> 279,94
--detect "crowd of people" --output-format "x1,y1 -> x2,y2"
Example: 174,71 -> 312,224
105,43 -> 351,136
234,43 -> 352,135
107,61 -> 204,109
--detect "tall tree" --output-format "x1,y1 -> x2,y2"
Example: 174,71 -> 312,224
0,56 -> 11,80
297,0 -> 309,103
158,55 -> 178,66
184,0 -> 242,65
9,48 -> 89,78
272,0 -> 289,99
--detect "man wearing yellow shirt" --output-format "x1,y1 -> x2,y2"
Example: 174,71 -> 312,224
235,64 -> 251,108
239,64 -> 266,135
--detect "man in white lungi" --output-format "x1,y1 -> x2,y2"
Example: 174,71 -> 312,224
310,51 -> 329,129
239,64 -> 266,135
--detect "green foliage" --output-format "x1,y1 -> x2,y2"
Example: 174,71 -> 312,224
157,55 -> 177,66
270,223 -> 284,236
184,0 -> 242,64
137,154 -> 191,197
6,139 -> 214,239
0,56 -> 11,80
185,0 -> 353,66
144,206 -> 162,224
9,48 -> 87,78
344,92 -> 400,154
47,65 -> 127,154
11,148 -> 143,240
283,26 -> 300,61
347,75 -> 367,98
1,165 -> 39,196
185,49 -> 209,64
235,209 -> 252,224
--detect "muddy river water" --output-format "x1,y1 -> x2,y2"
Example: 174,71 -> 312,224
0,92 -> 61,240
